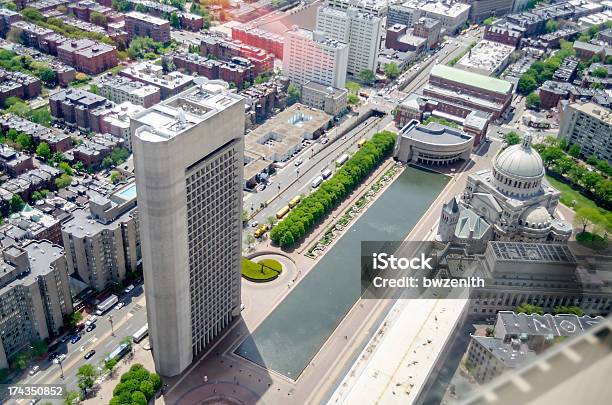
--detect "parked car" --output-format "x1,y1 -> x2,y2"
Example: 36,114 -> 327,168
84,350 -> 96,360
86,323 -> 96,332
48,352 -> 59,362
124,284 -> 135,294
70,334 -> 81,344
251,221 -> 259,228
53,354 -> 67,364
59,335 -> 70,343
115,302 -> 125,310
29,365 -> 40,375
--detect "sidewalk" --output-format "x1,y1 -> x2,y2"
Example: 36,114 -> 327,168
82,343 -> 158,405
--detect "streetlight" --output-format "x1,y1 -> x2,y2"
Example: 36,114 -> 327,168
58,357 -> 64,379
108,314 -> 114,337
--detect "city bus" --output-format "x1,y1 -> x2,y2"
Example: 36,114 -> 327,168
95,294 -> 118,315
276,206 -> 290,219
289,195 -> 301,208
336,153 -> 349,166
104,343 -> 130,363
132,324 -> 148,343
254,224 -> 269,238
357,139 -> 367,148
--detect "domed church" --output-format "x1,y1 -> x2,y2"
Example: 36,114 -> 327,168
437,135 -> 572,253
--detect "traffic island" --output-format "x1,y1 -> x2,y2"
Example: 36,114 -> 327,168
241,257 -> 283,282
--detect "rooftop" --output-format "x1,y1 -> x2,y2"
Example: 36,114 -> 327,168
133,79 -> 242,142
400,120 -> 473,146
125,11 -> 170,26
456,40 -> 515,75
430,64 -> 514,94
488,242 -> 576,263
569,102 -> 612,124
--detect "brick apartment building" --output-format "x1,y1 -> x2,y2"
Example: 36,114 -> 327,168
49,88 -> 109,130
0,69 -> 42,101
200,34 -> 274,76
180,13 -> 204,31
125,11 -> 170,44
0,9 -> 21,36
0,114 -> 73,153
173,53 -> 255,88
484,24 -> 522,48
232,25 -> 285,58
57,39 -> 118,74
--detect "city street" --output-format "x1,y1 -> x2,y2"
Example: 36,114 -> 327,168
10,287 -> 148,404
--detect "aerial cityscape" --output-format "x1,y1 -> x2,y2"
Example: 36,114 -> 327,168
0,0 -> 609,404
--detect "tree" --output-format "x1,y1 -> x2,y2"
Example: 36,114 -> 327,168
77,364 -> 97,393
131,391 -> 147,405
483,17 -> 496,25
358,69 -> 375,84
267,216 -> 276,227
64,311 -> 83,328
568,144 -> 581,158
553,306 -> 584,316
592,67 -> 608,78
384,63 -> 400,80
504,131 -> 521,145
59,162 -> 73,176
545,20 -> 558,33
64,390 -> 80,405
38,68 -> 57,86
345,81 -> 360,94
55,174 -> 73,189
29,107 -> 52,127
36,142 -> 51,160
525,92 -> 541,110
287,84 -> 300,105
102,156 -> 114,169
170,12 -> 181,29
347,93 -> 359,105
10,194 -> 25,213
517,74 -> 537,95
516,303 -> 544,315
110,171 -> 121,184
574,207 -> 603,234
32,340 -> 48,357
89,11 -> 108,27
16,133 -> 33,151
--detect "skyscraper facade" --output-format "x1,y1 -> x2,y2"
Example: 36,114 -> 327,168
131,80 -> 244,376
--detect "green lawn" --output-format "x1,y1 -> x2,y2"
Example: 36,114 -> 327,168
241,257 -> 283,282
546,175 -> 609,215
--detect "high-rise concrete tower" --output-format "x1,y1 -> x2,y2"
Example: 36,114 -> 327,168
131,79 -> 244,376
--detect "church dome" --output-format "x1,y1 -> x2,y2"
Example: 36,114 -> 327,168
495,135 -> 544,179
520,206 -> 551,228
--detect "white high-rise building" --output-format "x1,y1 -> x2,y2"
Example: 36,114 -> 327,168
316,7 -> 382,76
283,28 -> 349,88
131,80 -> 244,377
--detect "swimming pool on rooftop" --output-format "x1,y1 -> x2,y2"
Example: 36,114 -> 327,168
116,184 -> 137,200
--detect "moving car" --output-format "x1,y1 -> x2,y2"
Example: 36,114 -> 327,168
84,350 -> 96,360
115,302 -> 125,310
29,365 -> 40,375
294,159 -> 303,167
53,354 -> 66,364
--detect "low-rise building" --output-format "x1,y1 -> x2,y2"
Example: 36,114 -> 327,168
456,40 -> 514,77
423,64 -> 514,120
57,39 -> 118,74
231,25 -> 285,58
125,11 -> 170,44
96,75 -> 160,107
199,33 -> 274,76
120,62 -> 194,99
301,81 -> 348,117
394,119 -> 474,165
483,23 -> 523,48
0,240 -> 73,369
0,68 -> 42,101
49,88 -> 109,130
0,114 -> 72,153
62,182 -> 140,291
173,52 -> 255,88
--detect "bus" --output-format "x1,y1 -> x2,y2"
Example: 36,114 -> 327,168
311,176 -> 324,188
95,295 -> 118,315
357,139 -> 367,148
254,224 -> 269,238
132,324 -> 148,343
336,153 -> 349,166
276,206 -> 290,219
321,168 -> 333,179
104,343 -> 130,363
289,195 -> 301,208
